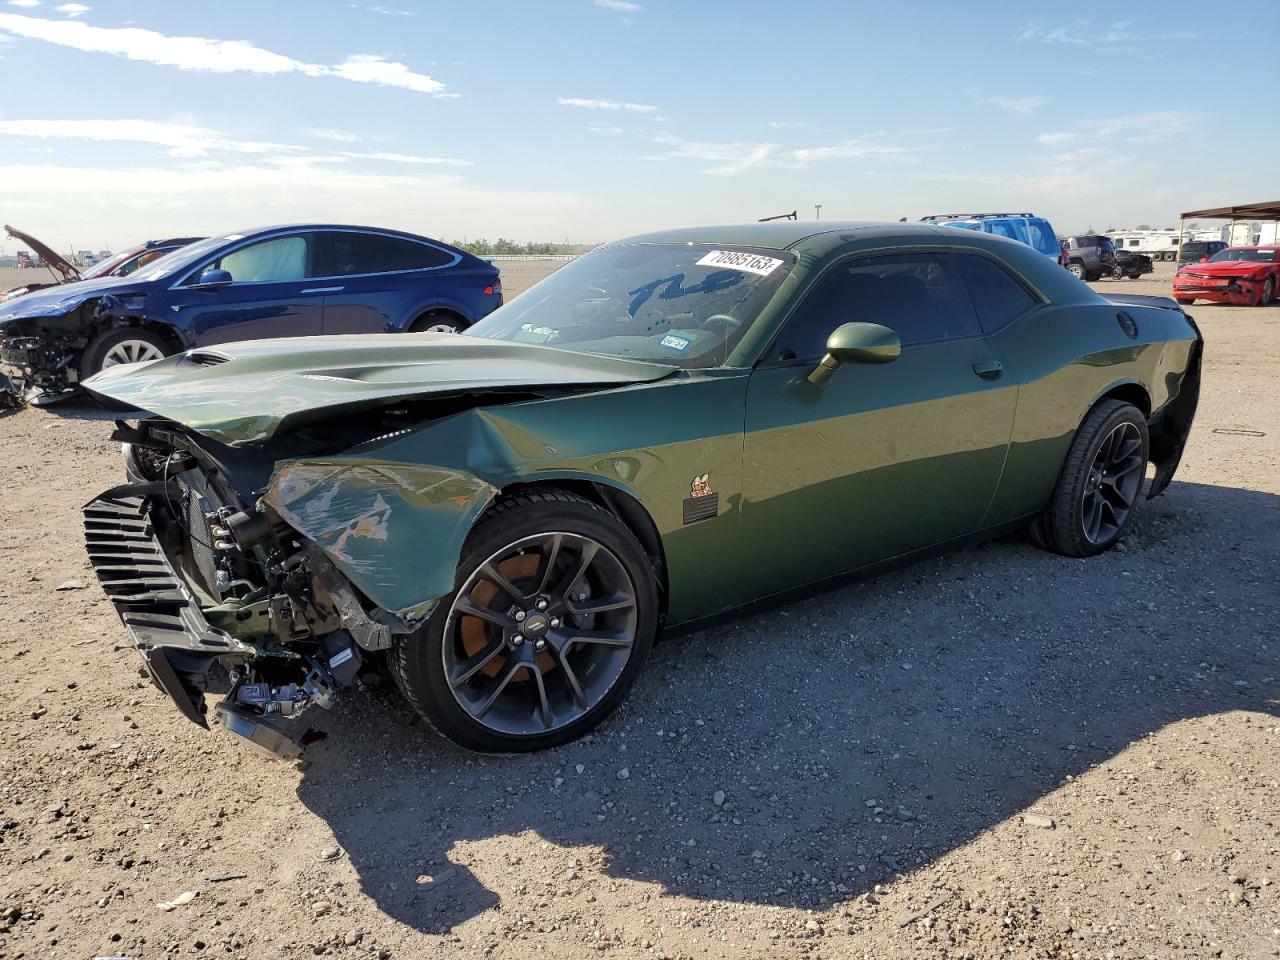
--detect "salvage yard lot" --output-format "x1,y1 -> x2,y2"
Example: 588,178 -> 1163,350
0,261 -> 1276,959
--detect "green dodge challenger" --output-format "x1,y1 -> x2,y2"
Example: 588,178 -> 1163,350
82,222 -> 1202,756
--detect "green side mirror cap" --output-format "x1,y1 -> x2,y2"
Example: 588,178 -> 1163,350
807,322 -> 901,385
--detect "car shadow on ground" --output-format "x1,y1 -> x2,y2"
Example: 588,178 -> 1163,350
294,479 -> 1277,934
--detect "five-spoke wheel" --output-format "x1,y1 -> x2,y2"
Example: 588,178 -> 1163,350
1031,399 -> 1150,557
392,490 -> 656,752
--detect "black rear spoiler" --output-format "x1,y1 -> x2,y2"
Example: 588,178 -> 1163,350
1101,293 -> 1186,312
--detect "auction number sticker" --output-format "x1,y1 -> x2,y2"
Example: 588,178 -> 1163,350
695,250 -> 784,277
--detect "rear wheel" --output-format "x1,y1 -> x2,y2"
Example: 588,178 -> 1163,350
1031,400 -> 1149,558
410,310 -> 468,334
391,490 -> 658,752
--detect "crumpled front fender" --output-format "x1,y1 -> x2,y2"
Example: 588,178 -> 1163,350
262,459 -> 499,620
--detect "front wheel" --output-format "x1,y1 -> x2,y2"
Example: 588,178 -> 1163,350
391,490 -> 658,752
80,327 -> 170,380
1176,298 -> 1194,305
1110,265 -> 1125,280
1067,262 -> 1086,280
1031,400 -> 1149,558
1259,277 -> 1274,306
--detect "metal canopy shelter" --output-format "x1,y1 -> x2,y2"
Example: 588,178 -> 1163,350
1177,200 -> 1280,259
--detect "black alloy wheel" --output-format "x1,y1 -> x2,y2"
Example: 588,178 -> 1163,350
1030,400 -> 1149,557
391,489 -> 657,752
1080,421 -> 1145,545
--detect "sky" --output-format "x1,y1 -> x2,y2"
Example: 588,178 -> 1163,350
0,0 -> 1277,251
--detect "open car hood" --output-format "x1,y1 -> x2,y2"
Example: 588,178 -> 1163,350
83,332 -> 678,446
4,225 -> 80,283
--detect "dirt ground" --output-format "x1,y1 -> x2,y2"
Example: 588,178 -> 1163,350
0,259 -> 1276,960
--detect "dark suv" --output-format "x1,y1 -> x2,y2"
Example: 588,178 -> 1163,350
1178,240 -> 1228,267
1061,234 -> 1118,281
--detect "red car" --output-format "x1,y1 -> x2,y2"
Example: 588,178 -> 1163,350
1173,245 -> 1279,306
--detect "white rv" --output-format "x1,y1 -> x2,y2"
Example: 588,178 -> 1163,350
1105,228 -> 1181,261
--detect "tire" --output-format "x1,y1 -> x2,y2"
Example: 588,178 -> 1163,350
409,310 -> 469,334
391,489 -> 658,752
1259,277 -> 1274,306
1067,262 -> 1086,280
1176,298 -> 1194,305
79,327 -> 170,381
1110,265 -> 1125,280
1030,400 -> 1149,558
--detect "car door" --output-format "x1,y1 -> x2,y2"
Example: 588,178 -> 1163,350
741,251 -> 1017,597
316,230 -> 451,334
175,232 -> 324,347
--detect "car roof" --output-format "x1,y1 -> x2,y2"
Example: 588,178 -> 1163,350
613,221 -> 960,252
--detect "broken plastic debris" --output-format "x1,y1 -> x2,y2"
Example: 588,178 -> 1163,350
155,890 -> 198,911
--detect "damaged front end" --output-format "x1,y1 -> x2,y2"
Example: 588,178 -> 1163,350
84,420 -> 428,759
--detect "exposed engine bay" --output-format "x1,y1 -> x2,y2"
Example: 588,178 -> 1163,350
86,416 -> 432,759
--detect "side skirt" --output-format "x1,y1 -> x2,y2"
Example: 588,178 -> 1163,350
661,513 -> 1039,639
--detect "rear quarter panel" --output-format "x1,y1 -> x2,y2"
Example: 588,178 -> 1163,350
986,301 -> 1198,522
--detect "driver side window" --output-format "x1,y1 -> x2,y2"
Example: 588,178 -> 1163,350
200,235 -> 310,284
770,253 -> 981,362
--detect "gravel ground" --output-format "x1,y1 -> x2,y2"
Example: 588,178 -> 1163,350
0,260 -> 1276,959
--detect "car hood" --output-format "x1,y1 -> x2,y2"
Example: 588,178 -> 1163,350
4,225 -> 80,283
1179,260 -> 1270,277
0,273 -> 148,321
83,333 -> 679,446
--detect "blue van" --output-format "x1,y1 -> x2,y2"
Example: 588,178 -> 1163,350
921,213 -> 1066,266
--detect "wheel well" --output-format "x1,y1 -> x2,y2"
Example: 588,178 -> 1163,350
1096,383 -> 1151,418
501,479 -> 669,620
91,315 -> 183,354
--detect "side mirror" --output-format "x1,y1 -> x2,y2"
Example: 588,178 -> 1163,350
807,322 -> 901,386
192,268 -> 233,288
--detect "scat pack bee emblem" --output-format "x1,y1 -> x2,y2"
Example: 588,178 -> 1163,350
682,473 -> 719,525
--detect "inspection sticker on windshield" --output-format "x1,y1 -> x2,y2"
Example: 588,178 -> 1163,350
660,334 -> 691,351
695,250 -> 784,276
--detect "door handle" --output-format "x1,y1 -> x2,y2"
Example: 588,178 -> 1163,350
301,285 -> 344,294
972,359 -> 1004,380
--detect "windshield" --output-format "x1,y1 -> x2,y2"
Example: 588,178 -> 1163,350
80,247 -> 139,279
464,243 -> 795,368
130,234 -> 237,282
1208,248 -> 1278,264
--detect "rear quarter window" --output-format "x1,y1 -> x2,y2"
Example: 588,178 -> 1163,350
955,254 -> 1038,333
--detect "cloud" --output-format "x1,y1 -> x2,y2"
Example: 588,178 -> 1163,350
594,0 -> 642,10
0,161 -> 587,246
298,127 -> 362,143
54,2 -> 88,14
330,54 -> 445,96
0,117 -> 294,157
0,117 -> 471,168
586,123 -> 625,135
6,0 -> 40,7
558,97 -> 657,114
984,96 -> 1048,115
1037,110 -> 1199,146
342,151 -> 469,166
0,13 -> 452,95
1016,19 -> 1195,48
649,129 -> 941,176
